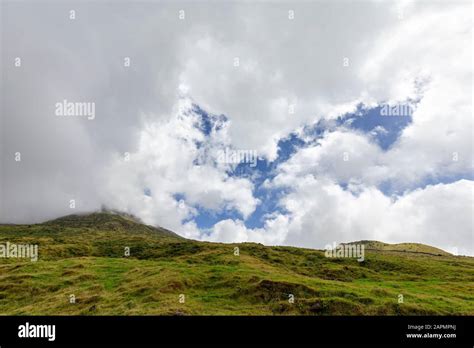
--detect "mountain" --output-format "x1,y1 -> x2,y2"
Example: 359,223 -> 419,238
44,211 -> 182,240
0,212 -> 472,315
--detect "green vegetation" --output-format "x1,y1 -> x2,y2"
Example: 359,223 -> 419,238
342,240 -> 452,256
0,212 -> 472,315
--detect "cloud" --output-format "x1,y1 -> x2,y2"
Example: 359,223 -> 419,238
356,2 -> 473,188
99,98 -> 259,234
205,214 -> 289,245
269,130 -> 386,188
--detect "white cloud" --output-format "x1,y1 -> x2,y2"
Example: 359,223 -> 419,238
100,99 -> 259,234
357,2 -> 473,187
205,214 -> 289,245
269,130 -> 386,188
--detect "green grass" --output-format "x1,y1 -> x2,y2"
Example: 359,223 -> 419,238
0,212 -> 472,315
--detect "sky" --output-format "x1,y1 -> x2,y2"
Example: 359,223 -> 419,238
1,0 -> 473,255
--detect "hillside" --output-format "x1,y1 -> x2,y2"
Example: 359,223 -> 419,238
0,212 -> 473,315
342,240 -> 452,256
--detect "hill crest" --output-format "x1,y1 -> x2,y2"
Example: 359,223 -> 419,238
341,240 -> 451,256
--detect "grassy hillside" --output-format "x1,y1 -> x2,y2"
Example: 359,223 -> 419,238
342,240 -> 452,256
0,212 -> 472,315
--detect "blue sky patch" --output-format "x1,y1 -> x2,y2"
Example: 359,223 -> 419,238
339,104 -> 412,150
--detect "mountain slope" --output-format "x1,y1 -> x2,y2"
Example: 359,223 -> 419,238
44,211 -> 183,240
0,212 -> 472,315
342,240 -> 452,256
